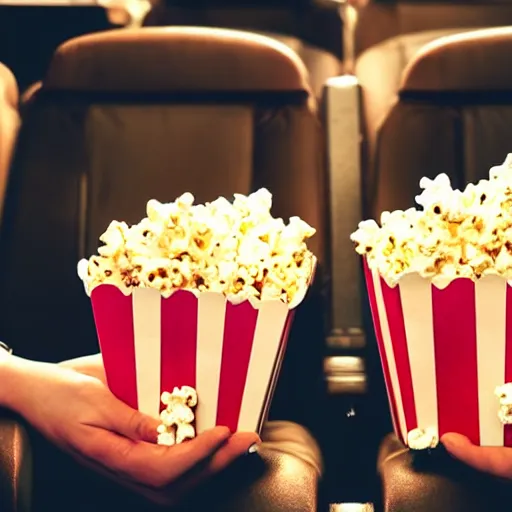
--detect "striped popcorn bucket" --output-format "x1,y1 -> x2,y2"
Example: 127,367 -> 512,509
89,283 -> 308,435
364,260 -> 512,447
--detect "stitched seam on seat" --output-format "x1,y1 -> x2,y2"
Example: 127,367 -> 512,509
382,447 -> 408,465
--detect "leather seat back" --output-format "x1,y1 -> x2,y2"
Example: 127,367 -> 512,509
355,0 -> 512,56
144,1 -> 343,98
0,27 -> 327,427
355,2 -> 512,213
371,27 -> 512,224
0,63 -> 19,222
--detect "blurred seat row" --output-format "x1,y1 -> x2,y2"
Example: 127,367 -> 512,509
1,1 -> 512,511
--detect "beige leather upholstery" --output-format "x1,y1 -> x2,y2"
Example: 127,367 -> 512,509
354,2 -> 512,213
46,27 -> 310,92
258,32 -> 342,98
370,27 -> 512,219
355,1 -> 512,56
356,27 -> 471,206
145,2 -> 343,59
402,26 -> 512,91
0,63 -> 19,222
143,3 -> 343,98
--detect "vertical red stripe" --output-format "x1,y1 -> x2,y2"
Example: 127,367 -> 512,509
160,290 -> 198,410
363,260 -> 401,440
432,280 -> 480,444
216,301 -> 259,432
504,285 -> 512,446
380,278 -> 417,434
91,285 -> 138,410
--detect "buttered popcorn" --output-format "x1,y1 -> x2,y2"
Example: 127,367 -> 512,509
78,189 -> 315,304
351,154 -> 512,287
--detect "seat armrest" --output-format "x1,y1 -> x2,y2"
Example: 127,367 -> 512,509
0,408 -> 32,512
378,433 -> 512,511
179,421 -> 322,511
322,75 -> 365,352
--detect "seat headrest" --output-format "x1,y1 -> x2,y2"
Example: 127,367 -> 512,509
0,62 -> 18,109
44,27 -> 310,93
401,26 -> 512,91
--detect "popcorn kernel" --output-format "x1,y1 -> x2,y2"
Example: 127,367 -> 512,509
78,189 -> 315,304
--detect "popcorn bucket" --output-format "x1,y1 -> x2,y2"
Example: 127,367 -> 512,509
89,278 -> 313,434
364,259 -> 512,447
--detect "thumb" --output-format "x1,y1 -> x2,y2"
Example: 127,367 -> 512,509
441,433 -> 473,459
103,394 -> 160,443
442,433 -> 512,478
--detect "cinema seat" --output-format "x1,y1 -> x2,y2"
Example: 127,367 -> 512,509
0,27 -> 326,512
353,1 -> 512,213
366,26 -> 512,511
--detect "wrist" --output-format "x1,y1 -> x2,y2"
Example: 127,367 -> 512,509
0,353 -> 31,411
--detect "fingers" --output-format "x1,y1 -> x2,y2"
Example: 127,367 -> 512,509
80,426 -> 231,488
59,354 -> 106,384
442,433 -> 512,478
157,431 -> 261,504
101,397 -> 160,443
205,432 -> 261,474
148,431 -> 261,505
158,427 -> 233,478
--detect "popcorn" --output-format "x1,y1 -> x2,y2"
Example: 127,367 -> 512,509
495,383 -> 512,425
351,155 -> 512,287
407,427 -> 439,451
157,386 -> 198,446
78,189 -> 316,305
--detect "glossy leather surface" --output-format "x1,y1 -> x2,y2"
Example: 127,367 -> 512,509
355,1 -> 512,56
44,27 -> 310,93
145,1 -> 343,59
0,409 -> 31,512
369,29 -> 512,219
378,434 -> 512,511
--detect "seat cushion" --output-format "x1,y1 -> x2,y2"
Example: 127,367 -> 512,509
378,433 -> 512,512
356,28 -> 478,172
260,420 -> 322,475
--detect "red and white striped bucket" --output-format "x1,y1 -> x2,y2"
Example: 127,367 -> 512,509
90,285 -> 298,434
364,260 -> 512,447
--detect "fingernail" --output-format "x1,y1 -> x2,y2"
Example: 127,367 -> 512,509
441,434 -> 461,450
247,443 -> 259,455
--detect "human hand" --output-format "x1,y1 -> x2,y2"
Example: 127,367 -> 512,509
59,353 -> 106,383
1,355 -> 260,505
442,433 -> 512,479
